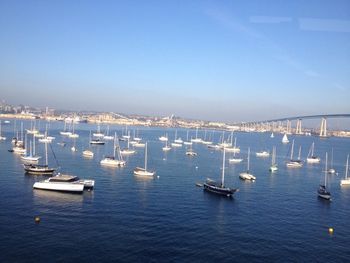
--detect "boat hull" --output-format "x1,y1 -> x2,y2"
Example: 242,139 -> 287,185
33,182 -> 84,193
203,183 -> 237,197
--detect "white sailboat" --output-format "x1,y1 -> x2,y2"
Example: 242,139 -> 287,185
93,123 -> 104,138
270,132 -> 274,138
162,134 -> 171,151
256,150 -> 270,157
68,122 -> 79,138
103,125 -> 114,140
306,142 -> 320,164
239,148 -> 256,181
60,121 -> 72,136
185,143 -> 197,156
120,136 -> 136,155
269,146 -> 278,172
183,130 -> 192,145
340,154 -> 350,186
21,136 -> 41,162
24,141 -> 56,175
100,133 -> 126,167
134,142 -> 155,177
0,120 -> 6,140
327,148 -> 336,174
228,138 -> 242,163
286,140 -> 303,168
191,127 -> 202,143
171,130 -> 183,147
282,133 -> 289,144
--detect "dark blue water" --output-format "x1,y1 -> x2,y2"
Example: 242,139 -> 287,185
0,120 -> 349,262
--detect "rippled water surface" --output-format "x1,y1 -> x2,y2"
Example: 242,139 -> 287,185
0,121 -> 349,262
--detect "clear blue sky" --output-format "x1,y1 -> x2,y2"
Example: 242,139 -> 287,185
0,0 -> 349,121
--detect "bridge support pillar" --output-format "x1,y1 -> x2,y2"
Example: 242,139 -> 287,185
286,120 -> 292,134
320,118 -> 327,137
296,119 -> 302,135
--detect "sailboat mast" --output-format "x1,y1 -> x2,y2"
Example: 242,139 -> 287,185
221,148 -> 226,187
45,142 -> 48,166
33,134 -> 36,155
113,132 -> 116,158
290,140 -> 294,160
247,147 -> 250,171
311,142 -> 314,156
145,142 -> 148,171
346,154 -> 349,179
324,152 -> 328,186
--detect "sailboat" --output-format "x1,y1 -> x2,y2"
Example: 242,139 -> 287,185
83,131 -> 94,157
203,148 -> 238,197
100,133 -> 126,167
68,122 -> 79,138
183,130 -> 192,145
318,152 -> 331,200
269,146 -> 278,172
60,121 -> 72,136
340,154 -> 350,186
0,120 -> 7,140
162,134 -> 171,151
120,136 -> 136,155
201,130 -> 213,145
23,141 -> 56,175
306,142 -> 320,164
327,148 -> 336,174
282,133 -> 289,144
191,127 -> 202,143
239,148 -> 256,181
270,132 -> 274,138
256,150 -> 270,157
171,130 -> 182,147
90,129 -> 105,145
93,123 -> 104,138
228,138 -> 242,163
103,125 -> 114,140
134,142 -> 155,177
286,140 -> 303,168
185,143 -> 197,156
21,134 -> 41,163
26,120 -> 39,134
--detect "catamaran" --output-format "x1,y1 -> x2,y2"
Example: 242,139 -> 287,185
134,142 -> 155,177
33,173 -> 94,193
239,147 -> 256,181
203,148 -> 238,197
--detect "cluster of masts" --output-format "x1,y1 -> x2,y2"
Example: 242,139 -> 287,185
2,120 -> 350,196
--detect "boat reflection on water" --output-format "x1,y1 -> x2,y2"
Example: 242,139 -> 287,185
33,187 -> 93,204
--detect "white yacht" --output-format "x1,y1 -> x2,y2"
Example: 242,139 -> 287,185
82,150 -> 94,158
239,148 -> 256,181
134,142 -> 155,177
256,151 -> 270,157
33,173 -> 94,193
159,135 -> 168,142
286,140 -> 303,168
21,138 -> 41,163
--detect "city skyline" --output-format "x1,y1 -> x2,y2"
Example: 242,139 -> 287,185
0,1 -> 349,122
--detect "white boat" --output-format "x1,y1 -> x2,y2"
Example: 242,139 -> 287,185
340,154 -> 350,186
134,142 -> 146,148
171,142 -> 182,147
93,123 -> 104,138
68,122 -> 79,138
159,135 -> 168,142
26,120 -> 39,134
100,133 -> 126,167
120,137 -> 136,155
282,133 -> 289,144
103,125 -> 114,140
270,132 -> 274,138
0,121 -> 7,140
162,137 -> 171,151
256,151 -> 270,157
269,146 -> 278,172
173,130 -> 183,144
60,121 -> 72,136
82,150 -> 94,157
33,173 -> 94,193
183,130 -> 192,145
229,145 -> 243,163
318,152 -> 331,200
191,127 -> 202,143
306,142 -> 321,164
203,148 -> 238,197
185,144 -> 197,156
327,148 -> 336,174
239,148 -> 256,181
21,139 -> 41,163
286,140 -> 303,168
134,142 -> 155,177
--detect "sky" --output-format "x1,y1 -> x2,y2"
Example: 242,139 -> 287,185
0,0 -> 349,122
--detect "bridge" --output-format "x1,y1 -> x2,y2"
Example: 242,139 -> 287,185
239,114 -> 350,137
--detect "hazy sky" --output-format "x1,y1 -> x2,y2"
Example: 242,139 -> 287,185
0,0 -> 349,121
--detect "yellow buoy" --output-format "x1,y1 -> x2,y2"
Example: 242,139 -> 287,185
328,227 -> 334,234
34,216 -> 41,224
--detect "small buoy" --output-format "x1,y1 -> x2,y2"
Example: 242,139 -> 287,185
328,227 -> 334,234
34,216 -> 41,224
157,175 -> 160,179
195,166 -> 198,169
